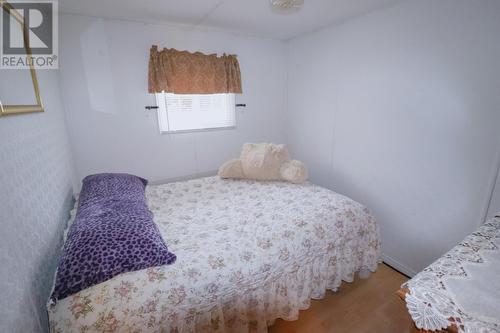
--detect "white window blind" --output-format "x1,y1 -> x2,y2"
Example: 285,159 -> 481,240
155,93 -> 235,133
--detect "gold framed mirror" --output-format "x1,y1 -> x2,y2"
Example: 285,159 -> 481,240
0,1 -> 44,116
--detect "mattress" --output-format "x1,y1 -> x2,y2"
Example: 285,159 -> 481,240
48,176 -> 381,333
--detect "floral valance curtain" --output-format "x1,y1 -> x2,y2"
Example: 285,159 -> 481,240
148,45 -> 242,94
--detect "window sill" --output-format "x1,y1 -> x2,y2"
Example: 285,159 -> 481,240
160,126 -> 236,134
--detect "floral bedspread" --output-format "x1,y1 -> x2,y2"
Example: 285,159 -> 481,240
48,176 -> 381,333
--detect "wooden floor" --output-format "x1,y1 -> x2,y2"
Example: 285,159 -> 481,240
268,264 -> 417,333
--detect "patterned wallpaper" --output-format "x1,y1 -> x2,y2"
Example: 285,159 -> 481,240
0,72 -> 75,332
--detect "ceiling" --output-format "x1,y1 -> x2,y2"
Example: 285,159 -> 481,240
60,0 -> 403,40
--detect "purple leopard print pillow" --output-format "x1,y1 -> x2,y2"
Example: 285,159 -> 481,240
51,173 -> 176,301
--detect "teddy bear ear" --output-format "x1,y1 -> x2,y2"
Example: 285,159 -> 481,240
274,144 -> 289,156
270,144 -> 281,154
241,143 -> 256,157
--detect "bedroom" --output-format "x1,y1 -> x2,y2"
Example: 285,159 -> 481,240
1,0 -> 499,332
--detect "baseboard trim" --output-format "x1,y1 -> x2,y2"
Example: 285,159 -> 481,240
382,254 -> 417,278
150,170 -> 218,185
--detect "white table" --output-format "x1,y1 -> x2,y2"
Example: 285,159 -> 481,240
401,214 -> 500,333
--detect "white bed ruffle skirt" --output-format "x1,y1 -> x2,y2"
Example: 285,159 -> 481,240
171,257 -> 377,333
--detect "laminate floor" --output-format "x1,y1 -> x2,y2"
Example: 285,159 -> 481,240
268,263 -> 417,333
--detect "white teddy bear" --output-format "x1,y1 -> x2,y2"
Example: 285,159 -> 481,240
218,143 -> 308,184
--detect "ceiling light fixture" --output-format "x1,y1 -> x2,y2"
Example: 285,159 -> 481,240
269,0 -> 304,13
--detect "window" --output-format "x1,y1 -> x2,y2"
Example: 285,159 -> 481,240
155,93 -> 235,133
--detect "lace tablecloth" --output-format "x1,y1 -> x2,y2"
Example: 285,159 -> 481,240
402,215 -> 500,332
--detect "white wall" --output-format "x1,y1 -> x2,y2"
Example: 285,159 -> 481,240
287,0 -> 500,275
57,2 -> 500,275
0,69 -> 75,332
59,15 -> 288,186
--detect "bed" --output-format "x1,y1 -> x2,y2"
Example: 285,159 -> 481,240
48,176 -> 381,333
398,214 -> 500,333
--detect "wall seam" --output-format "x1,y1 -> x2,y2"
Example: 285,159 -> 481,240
283,40 -> 290,147
482,140 -> 500,223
